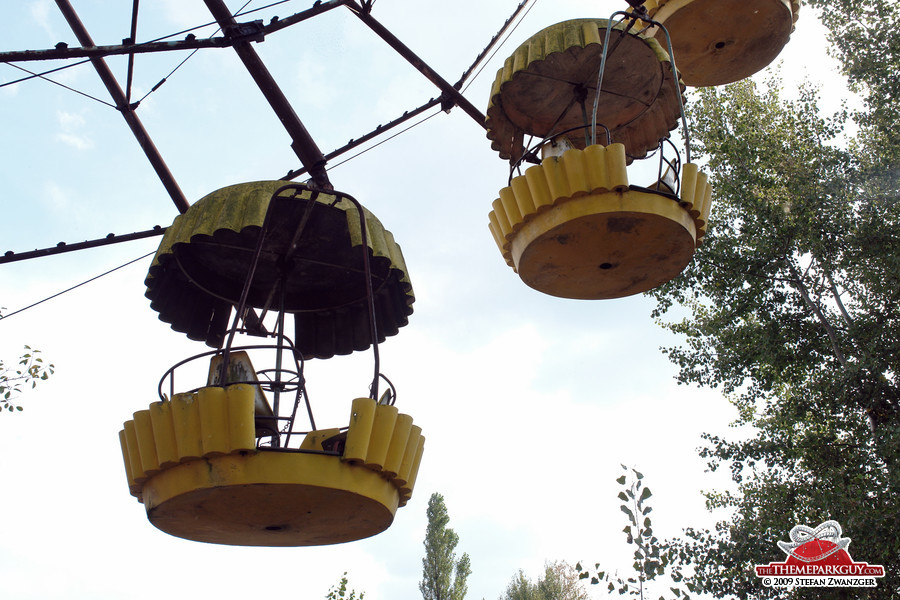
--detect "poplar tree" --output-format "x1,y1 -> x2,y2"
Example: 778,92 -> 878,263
649,1 -> 900,596
420,492 -> 471,600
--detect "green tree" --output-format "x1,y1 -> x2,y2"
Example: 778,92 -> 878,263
577,467 -> 691,600
325,572 -> 365,600
501,561 -> 588,600
1,309 -> 54,413
806,0 -> 900,166
647,2 -> 900,596
420,492 -> 471,600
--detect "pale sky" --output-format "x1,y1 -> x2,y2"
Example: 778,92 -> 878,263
0,1 -> 844,598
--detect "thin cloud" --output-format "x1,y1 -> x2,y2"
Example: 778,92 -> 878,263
55,132 -> 93,150
30,0 -> 57,41
55,110 -> 93,150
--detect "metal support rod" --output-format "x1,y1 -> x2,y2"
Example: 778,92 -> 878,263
271,284 -> 287,448
0,226 -> 166,264
125,0 -> 140,105
54,0 -> 190,214
1,36 -> 234,63
0,1 -> 348,64
202,0 -> 332,190
344,1 -> 487,129
261,0 -> 348,36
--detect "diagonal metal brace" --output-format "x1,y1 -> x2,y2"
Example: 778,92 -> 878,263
344,0 -> 487,129
54,0 -> 190,213
203,0 -> 332,190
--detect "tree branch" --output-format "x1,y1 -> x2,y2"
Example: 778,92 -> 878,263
786,260 -> 849,369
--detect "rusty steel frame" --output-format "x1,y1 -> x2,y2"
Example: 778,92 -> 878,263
0,227 -> 167,264
203,0 -> 332,189
2,0 -> 527,257
0,0 -> 348,63
343,1 -> 486,127
54,0 -> 190,213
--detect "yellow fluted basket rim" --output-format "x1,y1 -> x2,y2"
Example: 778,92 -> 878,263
487,143 -> 713,268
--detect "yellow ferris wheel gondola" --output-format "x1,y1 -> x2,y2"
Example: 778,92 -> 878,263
485,18 -> 684,164
122,183 -> 423,546
635,0 -> 802,86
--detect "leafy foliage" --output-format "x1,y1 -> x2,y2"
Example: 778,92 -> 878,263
325,572 -> 365,600
500,561 -> 588,600
420,492 -> 471,600
1,334 -> 54,413
807,0 -> 900,166
647,2 -> 900,597
576,466 -> 692,600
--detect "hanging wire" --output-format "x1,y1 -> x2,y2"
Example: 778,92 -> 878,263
235,0 -> 292,17
134,0 -> 254,106
0,251 -> 154,321
325,109 -> 441,172
460,0 -> 539,94
1,1 -> 245,106
4,62 -> 116,108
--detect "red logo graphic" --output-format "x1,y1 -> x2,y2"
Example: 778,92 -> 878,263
755,520 -> 885,588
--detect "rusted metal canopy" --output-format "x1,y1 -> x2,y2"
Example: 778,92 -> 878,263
145,182 -> 414,358
485,19 -> 683,163
640,0 -> 801,87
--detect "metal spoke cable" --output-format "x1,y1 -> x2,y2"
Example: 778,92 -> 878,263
324,109 -> 441,173
0,251 -> 154,321
5,62 -> 117,108
1,8 -> 230,105
1,59 -> 91,88
461,0 -> 538,94
235,0 -> 293,17
135,0 -> 253,106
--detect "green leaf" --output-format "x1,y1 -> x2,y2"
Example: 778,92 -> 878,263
616,475 -> 627,485
640,487 -> 652,501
